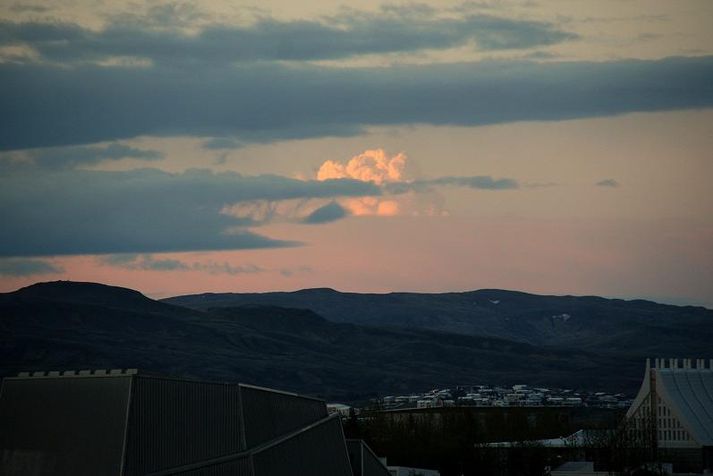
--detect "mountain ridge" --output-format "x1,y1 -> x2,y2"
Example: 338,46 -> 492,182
163,287 -> 713,353
0,280 -> 670,399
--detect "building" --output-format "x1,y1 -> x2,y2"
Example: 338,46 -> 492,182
346,440 -> 440,476
550,461 -> 609,476
346,439 -> 391,476
0,369 -> 354,475
387,466 -> 441,476
626,358 -> 713,473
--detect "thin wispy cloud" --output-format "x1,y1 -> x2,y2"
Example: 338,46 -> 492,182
0,258 -> 63,276
24,143 -> 162,168
201,137 -> 243,150
596,179 -> 620,188
99,254 -> 265,275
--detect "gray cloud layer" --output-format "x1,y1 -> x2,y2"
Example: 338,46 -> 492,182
99,254 -> 264,275
0,158 -> 523,256
28,143 -> 162,168
0,258 -> 63,276
0,168 -> 381,257
1,55 -> 712,150
0,14 -> 575,64
302,201 -> 348,224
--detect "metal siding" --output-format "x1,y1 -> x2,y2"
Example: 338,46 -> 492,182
124,376 -> 244,475
173,455 -> 254,476
346,439 -> 364,476
0,376 -> 131,476
240,385 -> 327,448
252,417 -> 353,476
361,443 -> 392,476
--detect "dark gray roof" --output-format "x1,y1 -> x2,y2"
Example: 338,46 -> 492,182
346,439 -> 391,476
0,370 -> 352,476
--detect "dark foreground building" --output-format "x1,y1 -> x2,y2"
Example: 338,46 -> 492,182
0,370 -> 353,475
346,439 -> 391,476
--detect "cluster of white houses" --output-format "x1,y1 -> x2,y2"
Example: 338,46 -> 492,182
375,384 -> 630,410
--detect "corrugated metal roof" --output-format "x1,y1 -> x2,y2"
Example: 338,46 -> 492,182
240,384 -> 327,448
0,375 -> 132,476
253,416 -> 352,476
1,371 -> 355,476
124,376 -> 244,475
346,439 -> 391,476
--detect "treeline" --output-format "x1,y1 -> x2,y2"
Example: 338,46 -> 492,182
343,406 -> 662,476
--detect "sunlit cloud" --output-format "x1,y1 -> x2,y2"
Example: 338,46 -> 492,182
317,149 -> 409,217
317,148 -> 407,184
315,148 -> 518,218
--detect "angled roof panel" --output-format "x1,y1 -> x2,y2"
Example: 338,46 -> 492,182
657,368 -> 713,445
252,416 -> 352,476
0,375 -> 132,476
123,376 -> 244,476
240,384 -> 327,448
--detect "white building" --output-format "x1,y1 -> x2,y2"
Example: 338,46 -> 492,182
388,466 -> 440,476
626,358 -> 713,472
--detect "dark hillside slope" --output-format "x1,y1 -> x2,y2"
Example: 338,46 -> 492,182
1,282 -> 645,399
164,288 -> 713,355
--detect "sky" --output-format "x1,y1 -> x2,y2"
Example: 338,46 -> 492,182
0,0 -> 712,306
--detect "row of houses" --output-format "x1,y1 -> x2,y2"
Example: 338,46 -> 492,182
375,383 -> 632,410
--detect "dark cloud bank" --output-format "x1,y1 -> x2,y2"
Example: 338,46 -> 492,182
0,13 -> 574,64
0,168 -> 381,257
1,55 -> 712,150
0,165 -> 521,257
2,13 -> 712,258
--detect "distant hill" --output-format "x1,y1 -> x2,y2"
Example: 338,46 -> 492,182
0,281 -> 670,399
164,288 -> 713,355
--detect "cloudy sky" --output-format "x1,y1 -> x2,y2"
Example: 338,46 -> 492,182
1,0 -> 712,305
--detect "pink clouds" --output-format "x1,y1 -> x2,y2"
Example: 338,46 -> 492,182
317,149 -> 407,184
316,148 -> 412,217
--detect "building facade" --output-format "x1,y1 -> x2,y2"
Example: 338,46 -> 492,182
626,358 -> 713,473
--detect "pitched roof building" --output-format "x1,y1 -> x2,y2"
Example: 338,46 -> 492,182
0,370 -> 353,476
